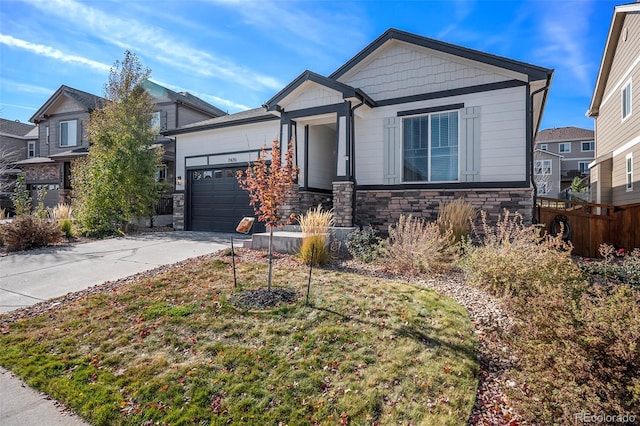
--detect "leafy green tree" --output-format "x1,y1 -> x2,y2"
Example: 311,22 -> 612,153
73,51 -> 163,235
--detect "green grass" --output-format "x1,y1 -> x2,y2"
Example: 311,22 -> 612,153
0,252 -> 478,425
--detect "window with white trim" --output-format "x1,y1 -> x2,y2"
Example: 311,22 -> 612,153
534,159 -> 552,175
27,141 -> 35,158
578,161 -> 590,173
581,141 -> 594,152
627,153 -> 634,191
559,143 -> 571,153
59,120 -> 77,147
537,182 -> 549,195
402,110 -> 459,182
540,144 -> 548,151
622,80 -> 632,120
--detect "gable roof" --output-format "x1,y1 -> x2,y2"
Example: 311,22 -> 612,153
587,2 -> 640,117
536,127 -> 594,142
0,117 -> 35,137
534,148 -> 564,158
142,80 -> 227,117
264,70 -> 376,111
330,28 -> 553,82
30,85 -> 105,123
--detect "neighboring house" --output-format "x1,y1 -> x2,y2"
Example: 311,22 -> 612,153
534,126 -> 595,197
0,118 -> 37,212
16,82 -> 226,209
532,148 -> 563,197
588,2 -> 640,206
165,28 -> 553,233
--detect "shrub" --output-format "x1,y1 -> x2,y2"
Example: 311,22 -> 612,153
460,209 -> 582,299
60,218 -> 74,238
11,175 -> 31,216
382,214 -> 455,274
0,215 -> 62,252
580,245 -> 640,288
437,198 -> 475,242
510,283 -> 640,422
297,205 -> 334,266
346,228 -> 382,262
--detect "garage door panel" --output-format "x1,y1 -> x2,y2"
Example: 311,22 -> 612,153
188,167 -> 263,233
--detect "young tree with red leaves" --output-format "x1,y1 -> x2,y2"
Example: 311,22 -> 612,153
237,138 -> 298,290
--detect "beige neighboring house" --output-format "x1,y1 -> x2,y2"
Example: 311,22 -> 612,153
16,81 -> 226,210
535,126 -> 595,197
588,2 -> 640,206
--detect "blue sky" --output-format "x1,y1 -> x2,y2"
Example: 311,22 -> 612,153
0,0 -> 620,131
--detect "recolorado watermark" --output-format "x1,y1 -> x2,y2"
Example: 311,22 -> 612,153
574,412 -> 636,423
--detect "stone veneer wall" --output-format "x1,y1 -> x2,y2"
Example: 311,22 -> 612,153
355,188 -> 533,231
298,190 -> 333,214
333,181 -> 354,227
173,192 -> 185,230
23,164 -> 60,182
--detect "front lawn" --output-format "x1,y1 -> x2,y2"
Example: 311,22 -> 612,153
0,251 -> 478,425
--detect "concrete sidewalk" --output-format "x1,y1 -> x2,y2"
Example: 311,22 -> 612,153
0,231 -> 234,425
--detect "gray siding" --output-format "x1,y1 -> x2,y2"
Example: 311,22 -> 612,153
177,105 -> 219,128
595,13 -> 640,204
596,13 -> 640,157
338,40 -> 521,102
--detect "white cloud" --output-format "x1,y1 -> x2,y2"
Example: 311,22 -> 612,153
0,102 -> 38,111
534,1 -> 594,95
22,0 -> 285,91
0,34 -> 111,72
0,80 -> 53,96
206,0 -> 367,62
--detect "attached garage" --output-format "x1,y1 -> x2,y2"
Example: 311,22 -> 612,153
187,166 -> 264,233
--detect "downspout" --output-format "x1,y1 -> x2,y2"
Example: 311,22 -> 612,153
529,73 -> 553,224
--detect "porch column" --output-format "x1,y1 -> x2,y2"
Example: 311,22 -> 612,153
282,183 -> 300,221
332,181 -> 354,227
173,192 -> 185,230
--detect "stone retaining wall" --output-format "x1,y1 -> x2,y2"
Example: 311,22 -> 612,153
355,188 -> 533,231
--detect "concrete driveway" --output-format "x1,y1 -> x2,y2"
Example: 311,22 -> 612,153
0,231 -> 235,313
0,231 -> 235,425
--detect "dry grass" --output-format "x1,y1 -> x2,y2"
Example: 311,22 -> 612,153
437,198 -> 475,242
297,204 -> 335,236
0,251 -> 478,425
383,214 -> 455,275
297,205 -> 335,266
49,203 -> 73,220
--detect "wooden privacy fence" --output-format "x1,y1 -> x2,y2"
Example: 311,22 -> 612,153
536,197 -> 640,258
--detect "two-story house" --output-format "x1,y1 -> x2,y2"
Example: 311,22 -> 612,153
534,126 -> 595,198
0,118 -> 38,211
165,28 -> 553,233
16,82 -> 226,210
588,2 -> 640,206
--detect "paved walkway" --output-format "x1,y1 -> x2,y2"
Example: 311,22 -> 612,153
0,232 -> 235,425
